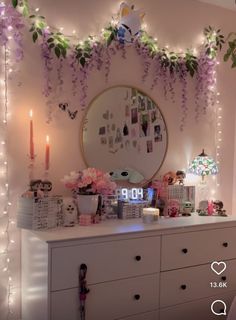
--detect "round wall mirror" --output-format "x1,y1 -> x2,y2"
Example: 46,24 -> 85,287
81,86 -> 168,185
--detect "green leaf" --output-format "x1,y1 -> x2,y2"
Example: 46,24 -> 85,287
57,43 -> 65,50
61,48 -> 67,58
189,68 -> 194,77
29,15 -> 36,18
80,57 -> 86,67
107,32 -> 114,46
55,47 -> 61,58
12,0 -> 18,8
37,28 -> 43,36
84,52 -> 91,59
47,38 -> 54,43
232,60 -> 236,68
29,26 -> 35,32
49,43 -> 55,49
38,21 -> 46,29
32,32 -> 38,43
22,6 -> 29,17
229,41 -> 236,49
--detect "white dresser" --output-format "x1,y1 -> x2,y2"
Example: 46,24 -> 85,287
21,215 -> 236,320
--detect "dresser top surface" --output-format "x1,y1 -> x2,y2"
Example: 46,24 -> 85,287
23,214 -> 236,243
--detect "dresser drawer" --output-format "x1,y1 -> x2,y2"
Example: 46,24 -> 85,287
161,227 -> 236,270
160,290 -> 236,320
51,274 -> 159,320
160,259 -> 236,307
51,236 -> 160,291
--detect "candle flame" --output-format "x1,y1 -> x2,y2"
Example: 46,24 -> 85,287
46,135 -> 49,143
29,110 -> 33,118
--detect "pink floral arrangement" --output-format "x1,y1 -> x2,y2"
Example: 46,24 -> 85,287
62,168 -> 117,195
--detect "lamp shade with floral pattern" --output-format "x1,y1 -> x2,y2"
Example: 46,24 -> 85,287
188,149 -> 218,181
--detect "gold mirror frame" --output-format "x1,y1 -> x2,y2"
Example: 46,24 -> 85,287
80,85 -> 168,186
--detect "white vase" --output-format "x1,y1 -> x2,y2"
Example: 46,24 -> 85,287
77,194 -> 99,215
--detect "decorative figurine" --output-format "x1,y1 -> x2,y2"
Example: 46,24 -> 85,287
156,196 -> 165,216
176,170 -> 186,185
197,200 -> 209,216
109,168 -> 144,184
163,171 -> 177,185
213,200 -> 227,216
41,180 -> 52,197
207,200 -> 214,215
62,198 -> 78,227
117,2 -> 145,45
167,199 -> 180,217
30,179 -> 43,198
182,201 -> 193,216
22,179 -> 44,198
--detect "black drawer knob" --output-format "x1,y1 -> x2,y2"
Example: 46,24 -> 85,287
182,248 -> 188,254
135,255 -> 142,261
223,242 -> 228,248
134,294 -> 140,300
180,285 -> 187,290
221,276 -> 227,281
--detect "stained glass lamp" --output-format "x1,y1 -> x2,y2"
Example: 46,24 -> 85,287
188,149 -> 218,181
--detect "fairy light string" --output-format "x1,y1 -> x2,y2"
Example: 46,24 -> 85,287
215,67 -> 222,192
1,42 -> 15,320
0,2 -> 225,318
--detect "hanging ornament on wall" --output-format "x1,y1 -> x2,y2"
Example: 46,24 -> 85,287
58,102 -> 78,120
117,2 -> 145,45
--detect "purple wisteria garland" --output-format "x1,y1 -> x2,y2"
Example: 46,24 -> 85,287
0,3 -> 24,61
4,1 -> 225,128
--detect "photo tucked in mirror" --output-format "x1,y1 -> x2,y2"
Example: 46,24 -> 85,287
81,86 -> 168,185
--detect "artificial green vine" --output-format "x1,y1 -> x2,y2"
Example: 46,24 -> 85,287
75,38 -> 93,66
29,15 -> 46,43
223,32 -> 236,68
12,0 -> 29,16
47,33 -> 70,58
204,26 -> 225,59
103,24 -> 118,47
11,0 -> 226,76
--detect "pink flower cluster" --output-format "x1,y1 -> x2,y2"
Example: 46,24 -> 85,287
62,168 -> 116,195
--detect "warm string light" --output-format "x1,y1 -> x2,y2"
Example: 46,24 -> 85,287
213,62 -> 222,192
0,41 -> 15,319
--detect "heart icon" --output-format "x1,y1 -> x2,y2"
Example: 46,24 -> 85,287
211,261 -> 227,275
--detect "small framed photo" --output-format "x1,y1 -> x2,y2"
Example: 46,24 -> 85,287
139,113 -> 150,137
101,137 -> 107,145
99,126 -> 106,135
147,140 -> 153,153
154,125 -> 162,142
147,98 -> 153,110
131,108 -> 138,124
138,95 -> 146,111
151,110 -> 157,123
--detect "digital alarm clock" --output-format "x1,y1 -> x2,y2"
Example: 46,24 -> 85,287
116,188 -> 154,219
118,188 -> 143,201
117,188 -> 154,202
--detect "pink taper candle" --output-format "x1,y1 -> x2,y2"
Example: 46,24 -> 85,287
45,135 -> 50,171
29,110 -> 34,160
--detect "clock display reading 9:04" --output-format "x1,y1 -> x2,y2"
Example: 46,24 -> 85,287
121,188 -> 143,200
